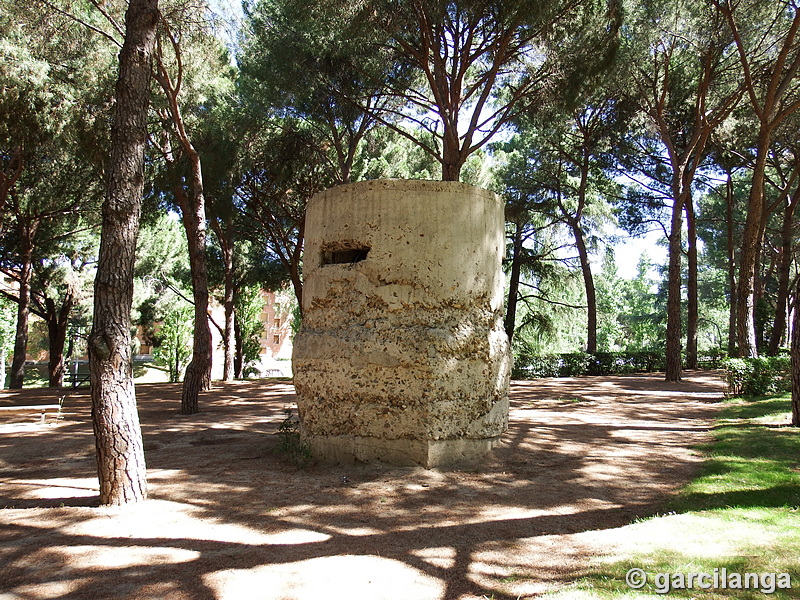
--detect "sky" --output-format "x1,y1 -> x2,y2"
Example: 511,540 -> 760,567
613,230 -> 669,280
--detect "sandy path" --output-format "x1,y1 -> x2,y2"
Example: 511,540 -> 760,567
0,371 -> 726,600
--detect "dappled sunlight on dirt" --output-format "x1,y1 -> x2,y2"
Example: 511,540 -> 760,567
0,372 -> 726,599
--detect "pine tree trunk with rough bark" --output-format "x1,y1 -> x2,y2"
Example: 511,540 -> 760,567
768,190 -> 799,355
726,176 -> 738,356
685,199 -> 698,369
88,0 -> 158,506
222,275 -> 235,382
214,219 -> 235,382
572,222 -> 597,354
792,290 -> 800,426
153,29 -> 213,412
9,237 -> 34,389
665,191 -> 685,382
176,173 -> 212,414
718,0 -> 800,358
736,142 -> 768,358
46,294 -> 73,388
289,215 -> 305,311
233,312 -> 244,379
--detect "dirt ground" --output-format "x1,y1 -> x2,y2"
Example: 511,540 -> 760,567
0,371 -> 727,600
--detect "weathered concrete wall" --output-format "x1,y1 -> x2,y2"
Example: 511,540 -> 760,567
292,179 -> 511,467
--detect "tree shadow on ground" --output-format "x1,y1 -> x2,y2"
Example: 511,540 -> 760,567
0,372 -> 726,600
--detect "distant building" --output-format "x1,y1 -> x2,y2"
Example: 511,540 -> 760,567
207,288 -> 294,380
253,289 -> 294,376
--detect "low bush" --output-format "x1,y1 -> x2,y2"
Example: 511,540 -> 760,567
723,355 -> 792,396
512,351 -> 668,379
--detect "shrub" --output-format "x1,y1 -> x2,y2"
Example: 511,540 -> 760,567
723,356 -> 792,397
510,349 -> 560,378
561,352 -> 592,376
512,351 -> 668,379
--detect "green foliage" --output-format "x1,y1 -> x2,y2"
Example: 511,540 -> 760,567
723,356 -> 792,397
0,0 -> 112,209
234,123 -> 329,300
696,348 -> 729,369
507,246 -> 669,362
134,213 -> 190,283
354,127 -> 441,181
238,0 -> 386,184
152,305 -> 194,383
512,350 -> 667,379
0,1 -> 116,153
0,295 -> 14,385
235,283 -> 265,377
616,253 -> 665,351
133,213 -> 193,351
0,295 -> 13,351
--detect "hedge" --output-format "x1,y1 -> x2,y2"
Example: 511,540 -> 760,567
511,351 -> 664,379
510,349 -> 732,379
722,355 -> 792,396
511,350 -> 793,395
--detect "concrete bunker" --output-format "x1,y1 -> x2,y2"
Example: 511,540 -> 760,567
321,242 -> 371,266
292,179 -> 511,467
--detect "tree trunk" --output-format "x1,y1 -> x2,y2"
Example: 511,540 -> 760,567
46,294 -> 73,387
571,221 -> 597,353
726,174 -> 737,356
154,37 -> 212,412
88,0 -> 157,507
210,216 -> 235,381
685,198 -> 698,369
792,288 -> 800,426
441,123 -> 463,182
222,273 -> 235,382
172,342 -> 180,383
233,307 -> 244,379
288,215 -> 305,311
665,192 -> 685,382
47,320 -> 67,388
175,174 -> 212,414
768,189 -> 799,355
504,221 -> 523,343
736,131 -> 771,358
9,236 -> 34,388
753,204 -> 771,348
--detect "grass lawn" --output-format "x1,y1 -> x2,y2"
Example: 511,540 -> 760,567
547,393 -> 800,599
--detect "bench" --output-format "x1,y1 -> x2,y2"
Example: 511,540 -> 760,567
0,395 -> 65,424
65,371 -> 90,387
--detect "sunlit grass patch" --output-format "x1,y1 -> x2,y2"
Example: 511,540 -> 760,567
547,393 -> 800,600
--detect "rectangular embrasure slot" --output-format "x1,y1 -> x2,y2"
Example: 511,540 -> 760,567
321,245 -> 370,266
